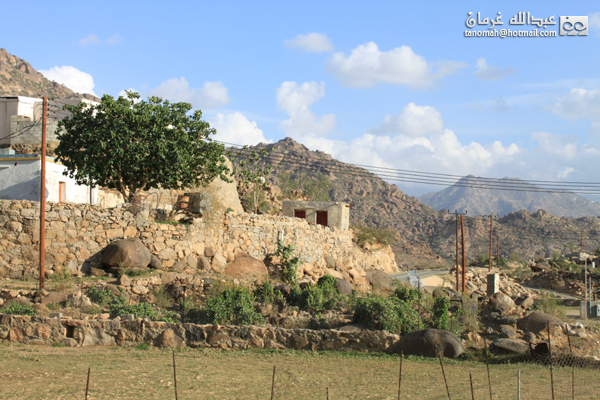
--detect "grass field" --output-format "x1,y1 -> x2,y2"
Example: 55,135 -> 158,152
0,344 -> 598,399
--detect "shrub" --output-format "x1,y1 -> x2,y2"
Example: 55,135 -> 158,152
292,275 -> 341,311
394,282 -> 418,303
352,296 -> 418,335
534,290 -> 565,318
508,252 -> 522,262
187,286 -> 263,325
1,302 -> 36,316
87,286 -> 118,306
275,240 -> 301,286
351,225 -> 394,248
431,297 -> 450,330
253,279 -> 283,305
110,302 -> 178,323
135,343 -> 150,350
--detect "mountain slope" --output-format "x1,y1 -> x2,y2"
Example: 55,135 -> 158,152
420,175 -> 600,218
0,48 -> 100,102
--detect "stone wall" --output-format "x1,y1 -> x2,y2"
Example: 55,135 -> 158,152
0,200 -> 397,285
0,313 -> 399,352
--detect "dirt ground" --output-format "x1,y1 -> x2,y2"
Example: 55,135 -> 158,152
0,344 -> 598,400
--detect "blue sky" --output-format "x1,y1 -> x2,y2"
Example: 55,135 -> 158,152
4,1 -> 600,199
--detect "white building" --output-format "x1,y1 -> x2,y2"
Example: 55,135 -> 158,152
0,149 -> 97,204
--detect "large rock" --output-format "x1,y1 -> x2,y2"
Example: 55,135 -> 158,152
491,338 -> 530,355
517,311 -> 561,334
101,238 -> 151,269
388,329 -> 465,358
488,292 -> 515,315
154,329 -> 186,348
515,294 -> 534,310
41,292 -> 68,306
224,253 -> 268,280
366,270 -> 394,291
336,278 -> 353,295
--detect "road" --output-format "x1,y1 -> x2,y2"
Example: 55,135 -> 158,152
390,270 -> 450,281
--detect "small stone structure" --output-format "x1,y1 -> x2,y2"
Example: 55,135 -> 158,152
282,201 -> 350,230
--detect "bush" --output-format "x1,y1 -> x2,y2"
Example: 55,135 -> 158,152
1,302 -> 36,316
534,290 -> 565,318
291,275 -> 341,311
110,302 -> 178,323
87,286 -> 119,306
275,240 -> 301,286
508,252 -> 522,262
253,279 -> 283,305
352,296 -> 418,335
187,286 -> 263,325
431,297 -> 450,330
351,225 -> 394,248
394,282 -> 418,303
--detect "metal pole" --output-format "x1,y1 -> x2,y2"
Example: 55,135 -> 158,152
398,351 -> 403,400
39,97 -> 47,290
585,259 -> 588,319
461,215 -> 466,293
548,322 -> 554,400
517,370 -> 520,400
489,215 -> 493,272
172,350 -> 178,400
456,211 -> 459,292
85,367 -> 91,400
438,354 -> 452,400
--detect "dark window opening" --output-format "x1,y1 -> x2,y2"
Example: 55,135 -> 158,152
65,326 -> 75,338
294,210 -> 306,219
316,211 -> 328,227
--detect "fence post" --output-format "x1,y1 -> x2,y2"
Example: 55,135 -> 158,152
548,322 -> 554,400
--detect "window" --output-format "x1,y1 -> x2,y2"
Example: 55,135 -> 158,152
316,211 -> 328,227
58,182 -> 66,203
294,209 -> 306,219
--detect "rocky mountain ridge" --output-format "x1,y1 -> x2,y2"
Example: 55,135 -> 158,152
0,48 -> 100,102
420,175 -> 600,218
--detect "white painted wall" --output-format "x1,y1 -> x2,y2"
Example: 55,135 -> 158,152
0,155 -> 97,204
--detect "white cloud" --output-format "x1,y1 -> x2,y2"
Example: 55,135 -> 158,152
370,103 -> 443,137
209,112 -> 271,146
590,12 -> 600,29
557,167 -> 575,179
549,88 -> 600,120
39,66 -> 97,96
284,32 -> 334,53
474,58 -> 514,81
276,81 -> 336,137
326,42 -> 467,89
146,78 -> 230,108
106,34 -> 124,45
79,34 -> 99,46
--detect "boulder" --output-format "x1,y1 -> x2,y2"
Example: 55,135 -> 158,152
40,292 -> 68,306
149,255 -> 163,270
515,294 -> 534,310
517,311 -> 561,334
224,253 -> 268,280
196,255 -> 212,271
89,267 -> 107,277
211,252 -> 227,272
274,284 -> 292,296
101,238 -> 151,269
488,292 -> 515,315
490,338 -> 529,355
366,270 -> 394,291
499,325 -> 517,338
336,278 -> 353,295
388,329 -> 465,358
154,329 -> 186,348
531,262 -> 551,272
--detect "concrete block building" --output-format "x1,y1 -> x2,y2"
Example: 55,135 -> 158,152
282,200 -> 350,230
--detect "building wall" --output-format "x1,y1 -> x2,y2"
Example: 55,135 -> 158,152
0,156 -> 96,204
282,201 -> 350,230
0,200 -> 398,283
0,97 -> 41,146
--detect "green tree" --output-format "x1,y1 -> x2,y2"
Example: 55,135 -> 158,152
55,92 -> 229,203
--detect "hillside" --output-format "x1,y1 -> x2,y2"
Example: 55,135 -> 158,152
0,48 -> 100,102
420,175 -> 600,218
236,139 -> 600,266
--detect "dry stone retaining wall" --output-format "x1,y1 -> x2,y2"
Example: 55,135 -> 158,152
0,200 -> 397,283
0,313 -> 399,352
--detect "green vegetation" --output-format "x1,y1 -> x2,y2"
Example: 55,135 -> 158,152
431,297 -> 450,330
186,285 -> 263,325
229,146 -> 272,214
55,91 -> 230,203
1,302 -> 36,316
134,343 -> 150,350
534,290 -> 565,318
275,240 -> 301,286
292,274 -> 342,310
277,171 -> 333,201
508,252 -> 522,262
352,295 -> 419,335
351,225 -> 395,247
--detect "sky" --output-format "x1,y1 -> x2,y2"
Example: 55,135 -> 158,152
3,1 -> 600,199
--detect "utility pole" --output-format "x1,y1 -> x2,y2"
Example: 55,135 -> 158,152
455,211 -> 459,292
496,233 -> 500,266
489,214 -> 493,272
461,214 -> 466,293
581,230 -> 583,253
39,97 -> 47,290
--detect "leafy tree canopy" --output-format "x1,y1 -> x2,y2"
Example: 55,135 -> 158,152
55,92 -> 229,202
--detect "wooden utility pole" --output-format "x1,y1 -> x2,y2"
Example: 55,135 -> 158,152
489,214 -> 493,272
581,230 -> 583,253
496,234 -> 500,265
461,214 -> 466,293
39,97 -> 47,290
455,211 -> 459,292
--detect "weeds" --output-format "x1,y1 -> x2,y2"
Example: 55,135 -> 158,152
1,302 -> 36,316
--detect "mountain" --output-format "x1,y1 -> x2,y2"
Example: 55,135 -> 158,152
419,175 -> 600,218
0,48 -> 100,102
